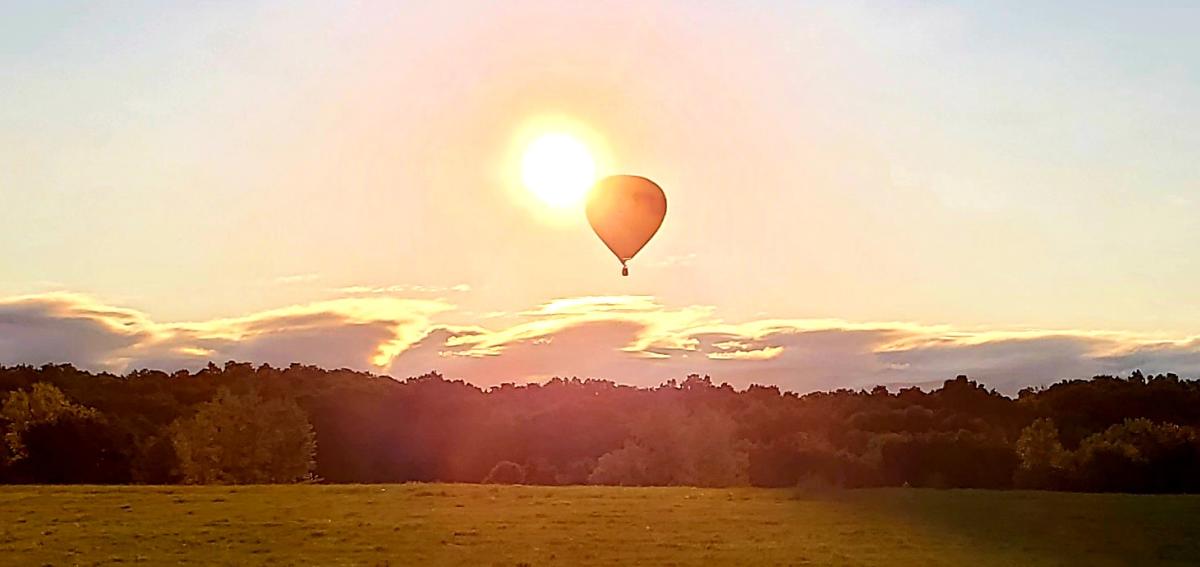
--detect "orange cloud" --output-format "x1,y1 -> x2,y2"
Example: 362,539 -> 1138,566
3,292 -> 1200,394
708,346 -> 784,361
0,294 -> 449,372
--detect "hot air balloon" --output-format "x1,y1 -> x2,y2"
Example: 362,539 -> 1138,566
585,175 -> 667,276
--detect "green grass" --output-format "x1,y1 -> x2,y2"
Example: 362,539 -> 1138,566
2,485 -> 1199,566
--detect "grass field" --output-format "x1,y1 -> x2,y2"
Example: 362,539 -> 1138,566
2,485 -> 1199,566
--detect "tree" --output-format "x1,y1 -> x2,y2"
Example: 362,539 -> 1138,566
589,404 -> 748,487
20,415 -> 130,483
1014,418 -> 1068,489
5,362 -> 1200,491
482,461 -> 525,484
588,443 -> 657,486
876,430 -> 1017,489
1070,418 -> 1200,493
1,382 -> 99,463
748,434 -> 875,488
169,389 -> 316,484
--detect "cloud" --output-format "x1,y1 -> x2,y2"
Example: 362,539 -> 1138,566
0,293 -> 156,372
708,346 -> 783,361
0,293 -> 450,373
392,319 -> 654,383
1,292 -> 1199,394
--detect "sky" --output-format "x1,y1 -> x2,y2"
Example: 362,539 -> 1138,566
2,1 -> 1199,393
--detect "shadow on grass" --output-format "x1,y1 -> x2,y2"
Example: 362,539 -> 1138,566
822,488 -> 1200,567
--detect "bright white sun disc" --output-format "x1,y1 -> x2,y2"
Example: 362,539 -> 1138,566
521,133 -> 596,208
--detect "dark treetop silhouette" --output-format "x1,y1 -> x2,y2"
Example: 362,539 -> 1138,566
2,363 -> 1199,492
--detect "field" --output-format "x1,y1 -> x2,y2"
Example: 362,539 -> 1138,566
2,485 -> 1199,566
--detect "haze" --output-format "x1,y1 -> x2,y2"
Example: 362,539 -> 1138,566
3,1 -> 1199,392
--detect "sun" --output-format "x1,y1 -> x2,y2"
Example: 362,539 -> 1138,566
520,132 -> 596,208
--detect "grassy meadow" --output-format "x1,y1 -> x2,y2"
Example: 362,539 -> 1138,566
2,484 -> 1199,566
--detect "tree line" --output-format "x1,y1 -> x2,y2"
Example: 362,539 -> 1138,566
2,362 -> 1199,492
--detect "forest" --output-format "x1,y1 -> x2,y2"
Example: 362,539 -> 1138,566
2,362 -> 1199,493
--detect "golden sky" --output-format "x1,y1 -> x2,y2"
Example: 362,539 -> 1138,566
2,2 -> 1199,390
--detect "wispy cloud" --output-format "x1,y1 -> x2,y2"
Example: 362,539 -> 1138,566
2,292 -> 1199,394
708,346 -> 784,361
0,293 -> 450,373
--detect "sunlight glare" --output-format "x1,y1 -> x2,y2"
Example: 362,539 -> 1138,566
521,133 -> 596,208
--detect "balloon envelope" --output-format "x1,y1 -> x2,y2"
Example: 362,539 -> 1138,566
585,175 -> 666,272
